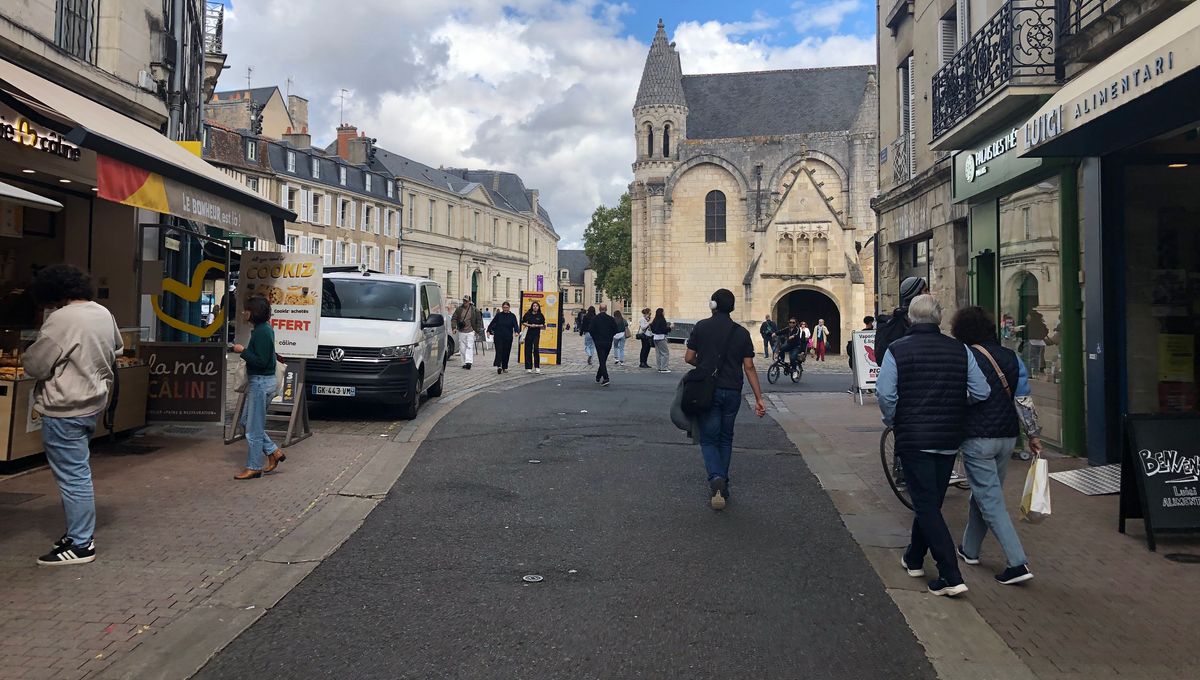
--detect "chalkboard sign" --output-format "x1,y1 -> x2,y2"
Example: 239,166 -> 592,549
1120,414 -> 1200,551
143,342 -> 225,422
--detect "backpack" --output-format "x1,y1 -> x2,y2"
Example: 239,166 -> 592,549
874,309 -> 910,361
680,322 -> 739,416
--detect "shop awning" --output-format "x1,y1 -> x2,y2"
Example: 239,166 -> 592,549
1021,2 -> 1200,157
0,180 -> 63,211
0,57 -> 293,242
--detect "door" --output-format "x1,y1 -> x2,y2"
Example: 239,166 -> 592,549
471,271 -> 480,303
420,284 -> 436,380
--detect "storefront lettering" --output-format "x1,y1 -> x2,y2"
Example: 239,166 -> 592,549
1074,51 -> 1174,121
244,261 -> 316,280
0,114 -> 82,161
1023,105 -> 1065,149
182,192 -> 241,230
1139,448 -> 1200,484
964,128 -> 1021,183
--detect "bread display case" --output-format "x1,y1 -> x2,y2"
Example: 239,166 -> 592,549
0,327 -> 149,462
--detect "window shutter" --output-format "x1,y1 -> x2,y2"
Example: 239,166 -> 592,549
956,0 -> 971,48
374,207 -> 381,234
300,236 -> 310,255
350,201 -> 357,230
280,182 -> 289,209
324,240 -> 333,265
907,54 -> 917,177
939,19 -> 957,65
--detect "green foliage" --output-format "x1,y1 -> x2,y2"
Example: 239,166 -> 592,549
582,192 -> 632,301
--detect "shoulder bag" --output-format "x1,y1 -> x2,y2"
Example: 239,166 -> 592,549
680,322 -> 740,416
971,344 -> 1012,398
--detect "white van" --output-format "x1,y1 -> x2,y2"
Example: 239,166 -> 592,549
307,269 -> 449,419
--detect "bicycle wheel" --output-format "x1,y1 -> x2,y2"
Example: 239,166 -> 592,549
880,427 -> 913,510
767,363 -> 781,384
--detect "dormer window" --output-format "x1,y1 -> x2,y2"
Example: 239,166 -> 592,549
365,174 -> 372,192
339,166 -> 347,185
245,139 -> 257,161
287,150 -> 296,172
311,158 -> 320,179
386,181 -> 394,198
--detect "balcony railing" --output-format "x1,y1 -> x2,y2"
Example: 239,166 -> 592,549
892,137 -> 911,184
1059,0 -> 1115,38
931,0 -> 1057,140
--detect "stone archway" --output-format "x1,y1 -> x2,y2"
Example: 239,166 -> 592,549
772,286 -> 842,355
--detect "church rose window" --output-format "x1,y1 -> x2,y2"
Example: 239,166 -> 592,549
705,190 -> 726,243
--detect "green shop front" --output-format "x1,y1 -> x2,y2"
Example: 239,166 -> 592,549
951,120 -> 1085,457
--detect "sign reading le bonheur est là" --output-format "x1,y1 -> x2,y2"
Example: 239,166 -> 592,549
236,252 -> 322,358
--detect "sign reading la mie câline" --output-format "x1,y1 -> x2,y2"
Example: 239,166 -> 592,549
143,343 -> 225,422
1120,414 -> 1200,550
236,252 -> 323,358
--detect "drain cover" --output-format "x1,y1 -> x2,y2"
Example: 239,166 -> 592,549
1164,553 -> 1200,564
522,574 -> 544,583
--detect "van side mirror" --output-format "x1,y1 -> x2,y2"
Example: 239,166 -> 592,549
422,313 -> 445,329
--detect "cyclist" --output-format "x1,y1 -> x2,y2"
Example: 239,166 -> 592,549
773,318 -> 805,378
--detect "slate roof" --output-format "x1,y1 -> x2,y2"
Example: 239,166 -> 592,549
557,250 -> 590,285
680,66 -> 874,139
212,86 -> 281,110
265,139 -> 398,205
634,20 -> 686,109
371,147 -> 475,195
449,169 -> 557,234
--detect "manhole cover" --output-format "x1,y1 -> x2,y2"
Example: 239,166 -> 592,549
522,574 -> 544,583
1164,553 -> 1200,564
0,492 -> 42,506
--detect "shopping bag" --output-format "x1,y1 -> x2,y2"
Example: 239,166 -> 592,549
1020,457 -> 1052,523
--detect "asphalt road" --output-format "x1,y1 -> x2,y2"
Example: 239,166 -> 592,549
195,371 -> 932,680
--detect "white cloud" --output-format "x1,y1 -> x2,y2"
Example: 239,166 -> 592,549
790,0 -> 862,32
219,2 -> 874,244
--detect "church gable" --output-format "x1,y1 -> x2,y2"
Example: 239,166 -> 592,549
767,160 -> 848,277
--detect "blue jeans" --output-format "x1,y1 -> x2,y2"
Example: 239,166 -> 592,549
243,374 -> 279,470
583,333 -> 595,357
613,335 -> 626,362
900,449 -> 963,584
42,415 -> 98,548
960,436 -> 1028,568
699,388 -> 742,483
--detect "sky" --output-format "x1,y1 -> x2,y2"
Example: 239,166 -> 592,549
216,1 -> 876,247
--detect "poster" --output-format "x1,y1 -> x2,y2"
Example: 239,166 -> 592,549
143,342 -> 225,422
519,290 -> 561,366
235,252 -> 323,358
852,330 -> 879,391
1158,334 -> 1195,383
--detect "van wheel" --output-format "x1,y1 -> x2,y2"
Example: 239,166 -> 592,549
401,371 -> 422,420
426,369 -> 444,398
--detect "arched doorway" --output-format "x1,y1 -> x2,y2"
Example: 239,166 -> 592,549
774,288 -> 841,355
471,270 -> 481,302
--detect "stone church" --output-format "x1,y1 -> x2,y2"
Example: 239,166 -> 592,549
630,21 -> 878,354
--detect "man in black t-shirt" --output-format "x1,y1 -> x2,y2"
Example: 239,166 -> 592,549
684,289 -> 767,511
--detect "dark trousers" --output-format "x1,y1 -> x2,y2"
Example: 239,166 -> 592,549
595,342 -> 611,381
493,336 -> 513,370
900,449 -> 963,584
639,336 -> 653,366
523,332 -> 541,369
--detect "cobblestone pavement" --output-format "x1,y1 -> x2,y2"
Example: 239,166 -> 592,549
775,392 -> 1200,680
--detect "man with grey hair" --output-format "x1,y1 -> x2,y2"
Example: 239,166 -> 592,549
875,294 -> 991,597
588,303 -> 619,386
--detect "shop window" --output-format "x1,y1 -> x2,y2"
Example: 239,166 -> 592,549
55,0 -> 97,63
705,190 -> 726,242
287,151 -> 296,173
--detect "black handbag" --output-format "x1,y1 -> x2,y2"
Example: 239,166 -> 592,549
680,323 -> 738,416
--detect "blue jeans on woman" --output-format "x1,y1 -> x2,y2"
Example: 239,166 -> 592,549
613,335 -> 626,362
243,373 -> 279,470
699,388 -> 742,483
583,332 -> 595,358
960,436 -> 1028,568
42,415 -> 98,548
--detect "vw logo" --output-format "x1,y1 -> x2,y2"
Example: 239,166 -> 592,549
329,347 -> 345,363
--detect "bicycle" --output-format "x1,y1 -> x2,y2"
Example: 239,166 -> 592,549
766,350 -> 804,384
880,427 -> 972,511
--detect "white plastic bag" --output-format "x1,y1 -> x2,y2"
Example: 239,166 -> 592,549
1020,457 -> 1052,523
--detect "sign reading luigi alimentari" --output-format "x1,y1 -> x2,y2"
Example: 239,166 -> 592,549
235,252 -> 323,358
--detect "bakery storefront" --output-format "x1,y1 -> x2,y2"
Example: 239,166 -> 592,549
0,58 -> 290,462
1022,1 -> 1200,464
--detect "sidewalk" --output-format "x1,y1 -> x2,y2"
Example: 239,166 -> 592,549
772,391 -> 1200,680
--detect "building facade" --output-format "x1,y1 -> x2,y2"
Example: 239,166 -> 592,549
557,249 -> 625,318
630,21 -> 878,354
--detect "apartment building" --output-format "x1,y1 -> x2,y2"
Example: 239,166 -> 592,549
557,250 -> 625,317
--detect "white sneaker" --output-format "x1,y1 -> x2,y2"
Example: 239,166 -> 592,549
535,368 -> 541,374
526,369 -> 532,373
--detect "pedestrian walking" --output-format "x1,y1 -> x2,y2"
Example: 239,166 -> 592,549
589,304 -> 619,386
23,265 -> 122,565
796,321 -> 813,358
487,301 -> 520,374
875,294 -> 990,597
650,308 -> 672,372
814,318 -> 829,361
231,295 -> 285,481
581,306 -> 596,365
637,307 -> 654,368
522,301 -> 546,373
950,306 -> 1041,585
684,289 -> 767,510
875,276 -> 928,360
451,295 -> 483,369
576,308 -> 586,336
759,314 -> 778,359
612,309 -> 629,365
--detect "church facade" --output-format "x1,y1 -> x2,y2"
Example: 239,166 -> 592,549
630,21 -> 878,353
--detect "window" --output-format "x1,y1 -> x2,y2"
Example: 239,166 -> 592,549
55,0 -> 97,63
338,198 -> 348,228
385,249 -> 395,274
285,234 -> 299,253
365,174 -> 372,193
408,194 -> 416,228
286,186 -> 299,213
245,139 -> 257,161
311,158 -> 320,179
310,194 -> 321,224
492,275 -> 498,299
519,225 -> 525,251
447,205 -> 454,235
339,166 -> 347,185
705,190 -> 726,242
493,218 -> 498,244
362,245 -> 373,270
287,151 -> 296,173
429,199 -> 435,230
473,212 -> 479,241
246,176 -> 260,192
505,278 -> 511,299
595,290 -> 603,304
386,181 -> 394,198
645,123 -> 654,158
362,205 -> 373,232
428,268 -> 435,281
663,123 -> 671,157
560,270 -> 568,281
955,0 -> 971,47
408,265 -> 415,276
447,270 -> 453,297
321,279 -> 416,323
574,289 -> 582,304
507,221 -> 512,248
1022,206 -> 1032,240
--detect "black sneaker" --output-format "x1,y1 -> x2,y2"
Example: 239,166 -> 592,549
927,578 -> 968,597
995,564 -> 1034,585
957,545 -> 981,566
596,376 -> 602,383
601,379 -> 610,387
37,540 -> 96,566
709,477 -> 728,511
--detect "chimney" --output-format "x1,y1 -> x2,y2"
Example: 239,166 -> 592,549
336,124 -> 357,160
346,131 -> 371,165
288,95 -> 309,134
529,189 -> 539,215
283,132 -> 311,149
492,173 -> 500,191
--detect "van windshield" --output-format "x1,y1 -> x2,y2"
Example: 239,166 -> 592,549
321,278 -> 416,322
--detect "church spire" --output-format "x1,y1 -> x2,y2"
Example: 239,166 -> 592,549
634,19 -> 686,109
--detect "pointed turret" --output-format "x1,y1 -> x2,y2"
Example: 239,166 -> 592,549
634,19 -> 686,109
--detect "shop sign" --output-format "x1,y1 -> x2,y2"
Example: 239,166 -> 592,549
235,252 -> 323,358
143,342 -> 225,422
953,127 -> 1043,203
0,105 -> 81,162
1121,414 -> 1200,551
851,331 -> 879,392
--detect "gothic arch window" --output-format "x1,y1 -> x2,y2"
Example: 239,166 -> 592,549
645,123 -> 654,158
662,123 -> 671,158
705,190 -> 726,243
811,234 -> 829,275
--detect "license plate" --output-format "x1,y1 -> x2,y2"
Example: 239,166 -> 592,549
313,385 -> 356,397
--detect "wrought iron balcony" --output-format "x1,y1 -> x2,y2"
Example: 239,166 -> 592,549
931,0 -> 1057,142
891,137 -> 911,184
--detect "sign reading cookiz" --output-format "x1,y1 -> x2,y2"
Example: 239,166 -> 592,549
235,252 -> 323,358
1120,414 -> 1200,551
